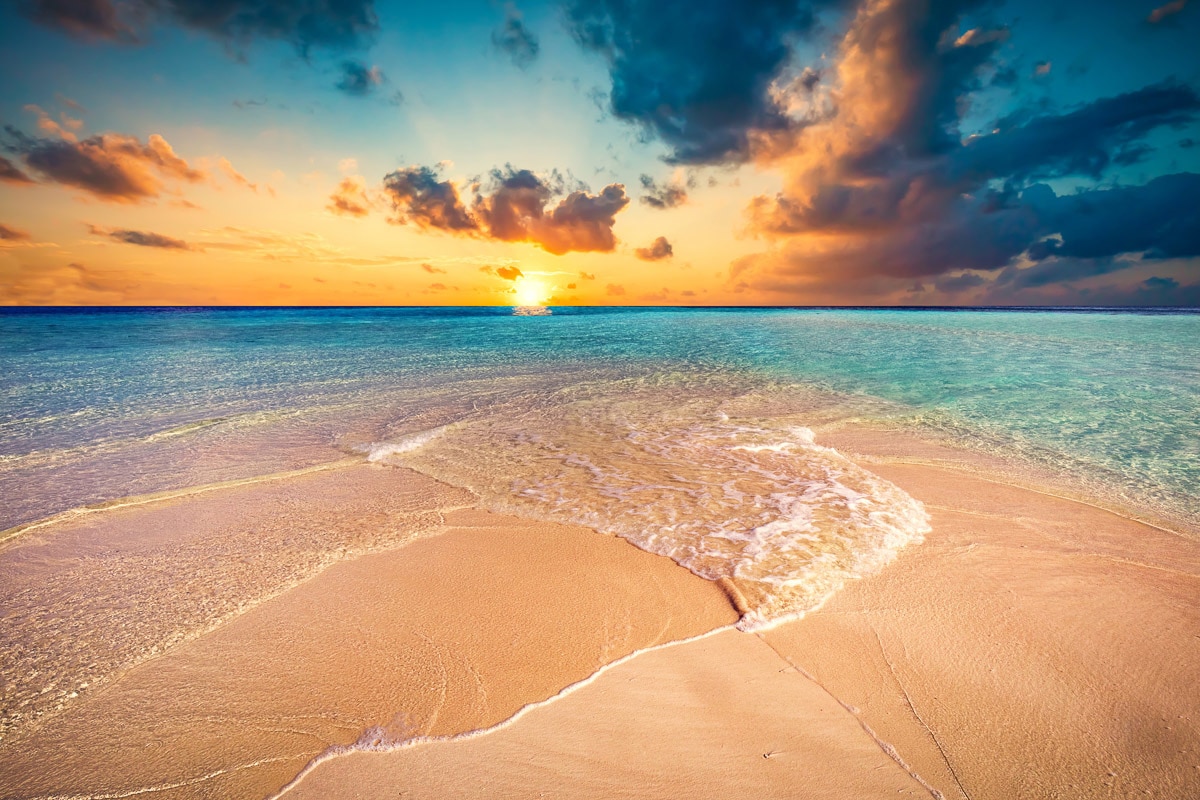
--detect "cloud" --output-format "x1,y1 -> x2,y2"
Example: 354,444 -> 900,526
564,0 -> 832,163
639,173 -> 689,209
730,0 -> 1200,300
1142,276 -> 1178,290
383,165 -> 478,232
24,104 -> 82,142
1022,174 -> 1200,262
495,265 -> 523,280
606,283 -> 626,296
1148,0 -> 1188,23
19,0 -> 139,41
933,271 -> 987,293
89,224 -> 197,250
0,223 -> 32,241
493,4 -> 539,69
0,261 -> 132,303
635,236 -> 673,261
336,60 -> 385,96
4,126 -> 207,203
21,0 -> 379,54
218,157 -> 257,191
0,155 -> 35,184
421,263 -> 446,274
382,164 -> 630,254
327,176 -> 372,216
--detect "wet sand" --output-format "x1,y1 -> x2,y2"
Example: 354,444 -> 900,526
0,466 -> 737,799
281,431 -> 1200,799
2,431 -> 1199,799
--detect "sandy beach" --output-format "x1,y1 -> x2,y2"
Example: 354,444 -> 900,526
2,425 -> 1197,800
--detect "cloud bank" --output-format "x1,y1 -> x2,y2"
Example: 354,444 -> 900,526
382,165 -> 630,255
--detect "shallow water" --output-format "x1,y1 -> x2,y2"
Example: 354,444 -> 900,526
3,306 -> 1196,531
1,307 -> 1197,737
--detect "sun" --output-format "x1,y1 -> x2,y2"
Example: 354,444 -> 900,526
513,276 -> 549,307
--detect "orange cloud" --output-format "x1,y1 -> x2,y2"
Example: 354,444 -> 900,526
0,223 -> 31,241
6,128 -> 207,203
381,164 -> 630,255
218,157 -> 257,192
326,176 -> 372,217
88,224 -> 198,250
635,236 -> 673,261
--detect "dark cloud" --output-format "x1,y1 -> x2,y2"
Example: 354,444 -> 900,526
798,67 -> 822,92
756,82 -> 1200,239
934,272 -> 987,293
89,224 -> 195,250
735,0 -> 1200,297
1022,174 -> 1200,262
1142,276 -> 1179,290
0,155 -> 35,185
1148,0 -> 1188,24
232,97 -> 269,110
531,182 -> 629,254
564,0 -> 833,163
995,256 -> 1132,291
492,4 -> 539,69
18,0 -> 138,41
327,176 -> 372,216
959,83 -> 1199,181
638,174 -> 689,209
0,223 -> 32,241
336,60 -> 384,96
4,127 -> 207,203
21,0 -> 378,54
382,165 -> 478,232
382,164 -> 629,254
635,236 -> 673,261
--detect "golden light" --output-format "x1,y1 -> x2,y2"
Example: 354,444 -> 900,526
513,276 -> 550,307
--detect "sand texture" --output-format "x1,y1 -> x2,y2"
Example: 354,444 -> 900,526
2,430 -> 1198,800
0,466 -> 738,799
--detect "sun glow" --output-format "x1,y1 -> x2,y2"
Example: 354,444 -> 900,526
513,277 -> 550,307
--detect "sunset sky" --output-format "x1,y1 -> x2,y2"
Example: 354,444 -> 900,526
1,0 -> 1198,306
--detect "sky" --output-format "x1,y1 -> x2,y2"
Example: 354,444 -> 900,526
0,0 -> 1198,306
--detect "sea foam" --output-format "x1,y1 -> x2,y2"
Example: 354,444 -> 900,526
386,384 -> 931,629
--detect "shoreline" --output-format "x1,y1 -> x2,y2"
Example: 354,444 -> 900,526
1,424 -> 1197,799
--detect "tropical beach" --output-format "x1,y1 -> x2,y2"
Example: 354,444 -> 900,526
0,307 -> 1198,799
3,0 -> 1200,796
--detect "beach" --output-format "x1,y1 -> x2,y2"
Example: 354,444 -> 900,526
1,308 -> 1198,799
1,425 -> 1197,799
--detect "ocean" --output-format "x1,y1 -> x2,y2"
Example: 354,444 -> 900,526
2,306 -> 1198,739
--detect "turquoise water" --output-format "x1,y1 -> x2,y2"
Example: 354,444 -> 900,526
2,307 -> 1198,533
1,306 -> 1197,736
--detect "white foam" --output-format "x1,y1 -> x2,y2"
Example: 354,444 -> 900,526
265,624 -> 737,799
361,426 -> 449,463
400,402 -> 931,630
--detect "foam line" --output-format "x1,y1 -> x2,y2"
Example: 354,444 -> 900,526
24,754 -> 305,800
266,623 -> 739,799
0,458 -> 361,548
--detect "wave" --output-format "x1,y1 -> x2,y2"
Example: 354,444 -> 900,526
357,426 -> 450,463
382,383 -> 931,630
